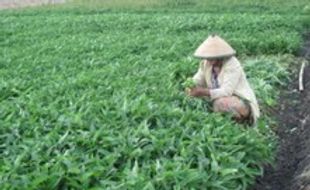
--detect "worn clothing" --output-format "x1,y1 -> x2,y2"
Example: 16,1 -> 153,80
211,66 -> 220,89
213,96 -> 252,123
193,56 -> 260,122
194,35 -> 236,59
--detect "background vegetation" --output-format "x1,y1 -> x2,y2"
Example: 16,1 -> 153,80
0,0 -> 309,189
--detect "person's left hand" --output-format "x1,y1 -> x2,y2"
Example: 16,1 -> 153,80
186,87 -> 208,97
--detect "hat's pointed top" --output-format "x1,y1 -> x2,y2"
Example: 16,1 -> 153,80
194,35 -> 236,59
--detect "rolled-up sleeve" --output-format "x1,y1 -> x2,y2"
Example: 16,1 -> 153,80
193,62 -> 206,87
209,63 -> 241,100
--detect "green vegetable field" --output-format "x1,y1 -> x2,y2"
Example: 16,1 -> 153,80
0,0 -> 309,189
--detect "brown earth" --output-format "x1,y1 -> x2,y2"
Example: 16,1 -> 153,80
252,33 -> 310,190
0,0 -> 65,9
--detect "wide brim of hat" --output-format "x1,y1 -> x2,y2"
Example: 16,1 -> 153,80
194,35 -> 236,59
193,52 -> 235,59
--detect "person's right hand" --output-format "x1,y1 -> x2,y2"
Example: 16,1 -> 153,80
185,88 -> 192,96
186,87 -> 210,97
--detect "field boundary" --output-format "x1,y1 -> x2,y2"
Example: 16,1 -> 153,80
253,32 -> 310,190
0,0 -> 65,9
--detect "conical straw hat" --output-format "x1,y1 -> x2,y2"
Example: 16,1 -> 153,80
194,35 -> 236,59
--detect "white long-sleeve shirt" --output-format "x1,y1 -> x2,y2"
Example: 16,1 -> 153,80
193,56 -> 260,122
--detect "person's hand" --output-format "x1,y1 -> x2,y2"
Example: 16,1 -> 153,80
186,87 -> 208,97
185,88 -> 191,95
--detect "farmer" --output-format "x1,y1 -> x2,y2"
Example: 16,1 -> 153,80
186,35 -> 260,123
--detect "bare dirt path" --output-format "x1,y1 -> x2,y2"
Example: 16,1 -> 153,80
252,33 -> 310,190
0,0 -> 65,9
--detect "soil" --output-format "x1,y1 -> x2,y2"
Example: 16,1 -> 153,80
0,0 -> 65,9
252,33 -> 310,190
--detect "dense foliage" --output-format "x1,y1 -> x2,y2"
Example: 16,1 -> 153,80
0,1 -> 308,189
